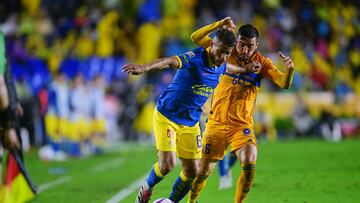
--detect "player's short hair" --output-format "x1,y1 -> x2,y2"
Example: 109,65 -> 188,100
215,28 -> 236,47
238,24 -> 259,39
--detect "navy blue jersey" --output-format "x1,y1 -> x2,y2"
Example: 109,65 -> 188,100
157,47 -> 226,126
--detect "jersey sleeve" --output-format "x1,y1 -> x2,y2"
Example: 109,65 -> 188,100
190,20 -> 223,48
260,56 -> 283,82
175,50 -> 198,69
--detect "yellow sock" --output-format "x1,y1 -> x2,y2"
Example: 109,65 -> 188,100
235,162 -> 256,203
154,162 -> 164,177
187,173 -> 209,203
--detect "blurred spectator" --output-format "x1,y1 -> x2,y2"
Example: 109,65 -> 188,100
319,110 -> 342,142
292,95 -> 315,137
0,0 -> 358,145
15,77 -> 36,146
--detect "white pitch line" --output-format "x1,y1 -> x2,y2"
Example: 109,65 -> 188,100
89,158 -> 123,173
37,176 -> 72,193
105,174 -> 148,203
37,158 -> 123,194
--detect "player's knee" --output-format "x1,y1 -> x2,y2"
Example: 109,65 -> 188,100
159,159 -> 176,175
242,145 -> 257,163
182,166 -> 199,179
197,170 -> 211,182
243,154 -> 256,163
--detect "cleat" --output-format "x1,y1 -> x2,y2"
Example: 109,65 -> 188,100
219,170 -> 232,190
135,182 -> 153,203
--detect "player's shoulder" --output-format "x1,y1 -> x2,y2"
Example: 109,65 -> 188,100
178,47 -> 205,63
253,51 -> 273,65
188,47 -> 205,58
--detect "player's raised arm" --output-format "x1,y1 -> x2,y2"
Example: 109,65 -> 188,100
122,56 -> 180,75
226,60 -> 262,74
191,17 -> 236,48
274,51 -> 295,89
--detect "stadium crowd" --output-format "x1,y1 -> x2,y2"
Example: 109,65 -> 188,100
0,0 -> 359,158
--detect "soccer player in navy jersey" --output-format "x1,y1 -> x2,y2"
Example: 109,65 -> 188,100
123,27 -> 236,203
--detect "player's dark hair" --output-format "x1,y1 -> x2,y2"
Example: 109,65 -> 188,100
238,24 -> 259,39
215,28 -> 236,47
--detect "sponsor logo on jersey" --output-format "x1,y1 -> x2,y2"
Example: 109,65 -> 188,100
192,84 -> 214,97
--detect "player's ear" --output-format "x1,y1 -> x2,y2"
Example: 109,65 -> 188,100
209,40 -> 214,49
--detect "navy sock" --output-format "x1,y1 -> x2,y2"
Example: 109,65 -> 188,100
218,158 -> 228,177
146,164 -> 163,188
168,175 -> 193,202
229,154 -> 238,168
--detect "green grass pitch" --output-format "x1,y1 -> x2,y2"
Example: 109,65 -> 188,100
20,138 -> 360,203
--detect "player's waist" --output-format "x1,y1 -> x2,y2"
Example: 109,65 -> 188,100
206,116 -> 253,128
221,73 -> 261,88
156,105 -> 201,127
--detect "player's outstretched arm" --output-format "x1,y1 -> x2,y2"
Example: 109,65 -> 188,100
226,60 -> 262,74
191,17 -> 236,48
274,52 -> 295,89
122,56 -> 180,75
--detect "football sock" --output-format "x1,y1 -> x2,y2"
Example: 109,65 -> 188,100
218,158 -> 228,177
146,162 -> 164,188
229,154 -> 238,168
188,172 -> 210,203
235,162 -> 256,203
169,171 -> 194,202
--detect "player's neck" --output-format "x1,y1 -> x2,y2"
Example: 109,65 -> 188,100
205,47 -> 216,67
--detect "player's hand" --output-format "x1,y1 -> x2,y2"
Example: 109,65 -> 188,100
279,52 -> 294,70
122,64 -> 147,75
2,128 -> 20,150
245,60 -> 262,73
221,17 -> 236,33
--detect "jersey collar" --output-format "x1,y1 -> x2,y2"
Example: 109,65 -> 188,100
205,47 -> 216,67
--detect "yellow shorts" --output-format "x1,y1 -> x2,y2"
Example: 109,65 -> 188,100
92,119 -> 107,134
66,121 -> 80,141
45,114 -> 68,141
67,117 -> 93,141
45,114 -> 59,140
202,119 -> 257,160
153,108 -> 202,159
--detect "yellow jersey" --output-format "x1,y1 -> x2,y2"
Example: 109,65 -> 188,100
208,51 -> 283,127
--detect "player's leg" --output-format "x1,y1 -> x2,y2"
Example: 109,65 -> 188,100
168,123 -> 202,202
188,120 -> 228,202
136,150 -> 176,203
218,152 -> 237,190
168,158 -> 199,202
234,143 -> 257,203
228,152 -> 238,168
135,109 -> 178,203
188,157 -> 218,203
219,152 -> 238,189
218,154 -> 229,189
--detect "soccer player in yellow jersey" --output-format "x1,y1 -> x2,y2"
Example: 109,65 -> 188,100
188,18 -> 295,203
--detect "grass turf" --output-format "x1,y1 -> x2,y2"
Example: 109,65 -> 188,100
16,138 -> 360,203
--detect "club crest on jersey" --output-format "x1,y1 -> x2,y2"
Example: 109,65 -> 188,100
243,128 -> 251,135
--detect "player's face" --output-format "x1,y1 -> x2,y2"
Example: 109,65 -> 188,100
236,35 -> 258,58
210,40 -> 233,66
